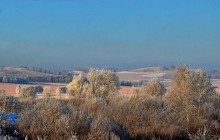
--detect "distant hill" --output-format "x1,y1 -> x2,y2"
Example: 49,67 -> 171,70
117,67 -> 172,82
0,66 -> 75,84
0,66 -> 53,77
1,66 -> 220,84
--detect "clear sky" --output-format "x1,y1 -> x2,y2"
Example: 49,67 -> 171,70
0,0 -> 220,70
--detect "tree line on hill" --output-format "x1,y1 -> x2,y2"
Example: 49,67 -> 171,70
120,80 -> 147,87
0,76 -> 73,84
0,66 -> 75,84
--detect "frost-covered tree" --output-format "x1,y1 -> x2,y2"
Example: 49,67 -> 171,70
67,75 -> 88,96
165,65 -> 215,130
87,69 -> 120,98
191,69 -> 215,116
16,85 -> 37,99
142,80 -> 166,97
166,65 -> 192,113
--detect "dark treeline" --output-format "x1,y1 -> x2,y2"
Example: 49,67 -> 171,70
120,80 -> 147,87
23,66 -> 73,75
0,76 -> 73,84
1,76 -> 146,86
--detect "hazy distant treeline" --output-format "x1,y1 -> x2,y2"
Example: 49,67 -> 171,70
0,66 -> 75,84
0,76 -> 73,84
120,80 -> 147,87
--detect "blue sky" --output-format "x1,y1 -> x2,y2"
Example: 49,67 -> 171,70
0,0 -> 220,70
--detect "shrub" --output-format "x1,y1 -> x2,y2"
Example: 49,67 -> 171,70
17,99 -> 91,139
0,95 -> 22,114
0,89 -> 5,95
142,80 -> 166,97
104,94 -> 168,138
16,85 -> 37,99
67,75 -> 88,97
87,117 -> 112,140
43,86 -> 52,98
43,86 -> 51,94
34,85 -> 44,93
80,98 -> 107,116
16,99 -> 122,139
56,87 -> 67,94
